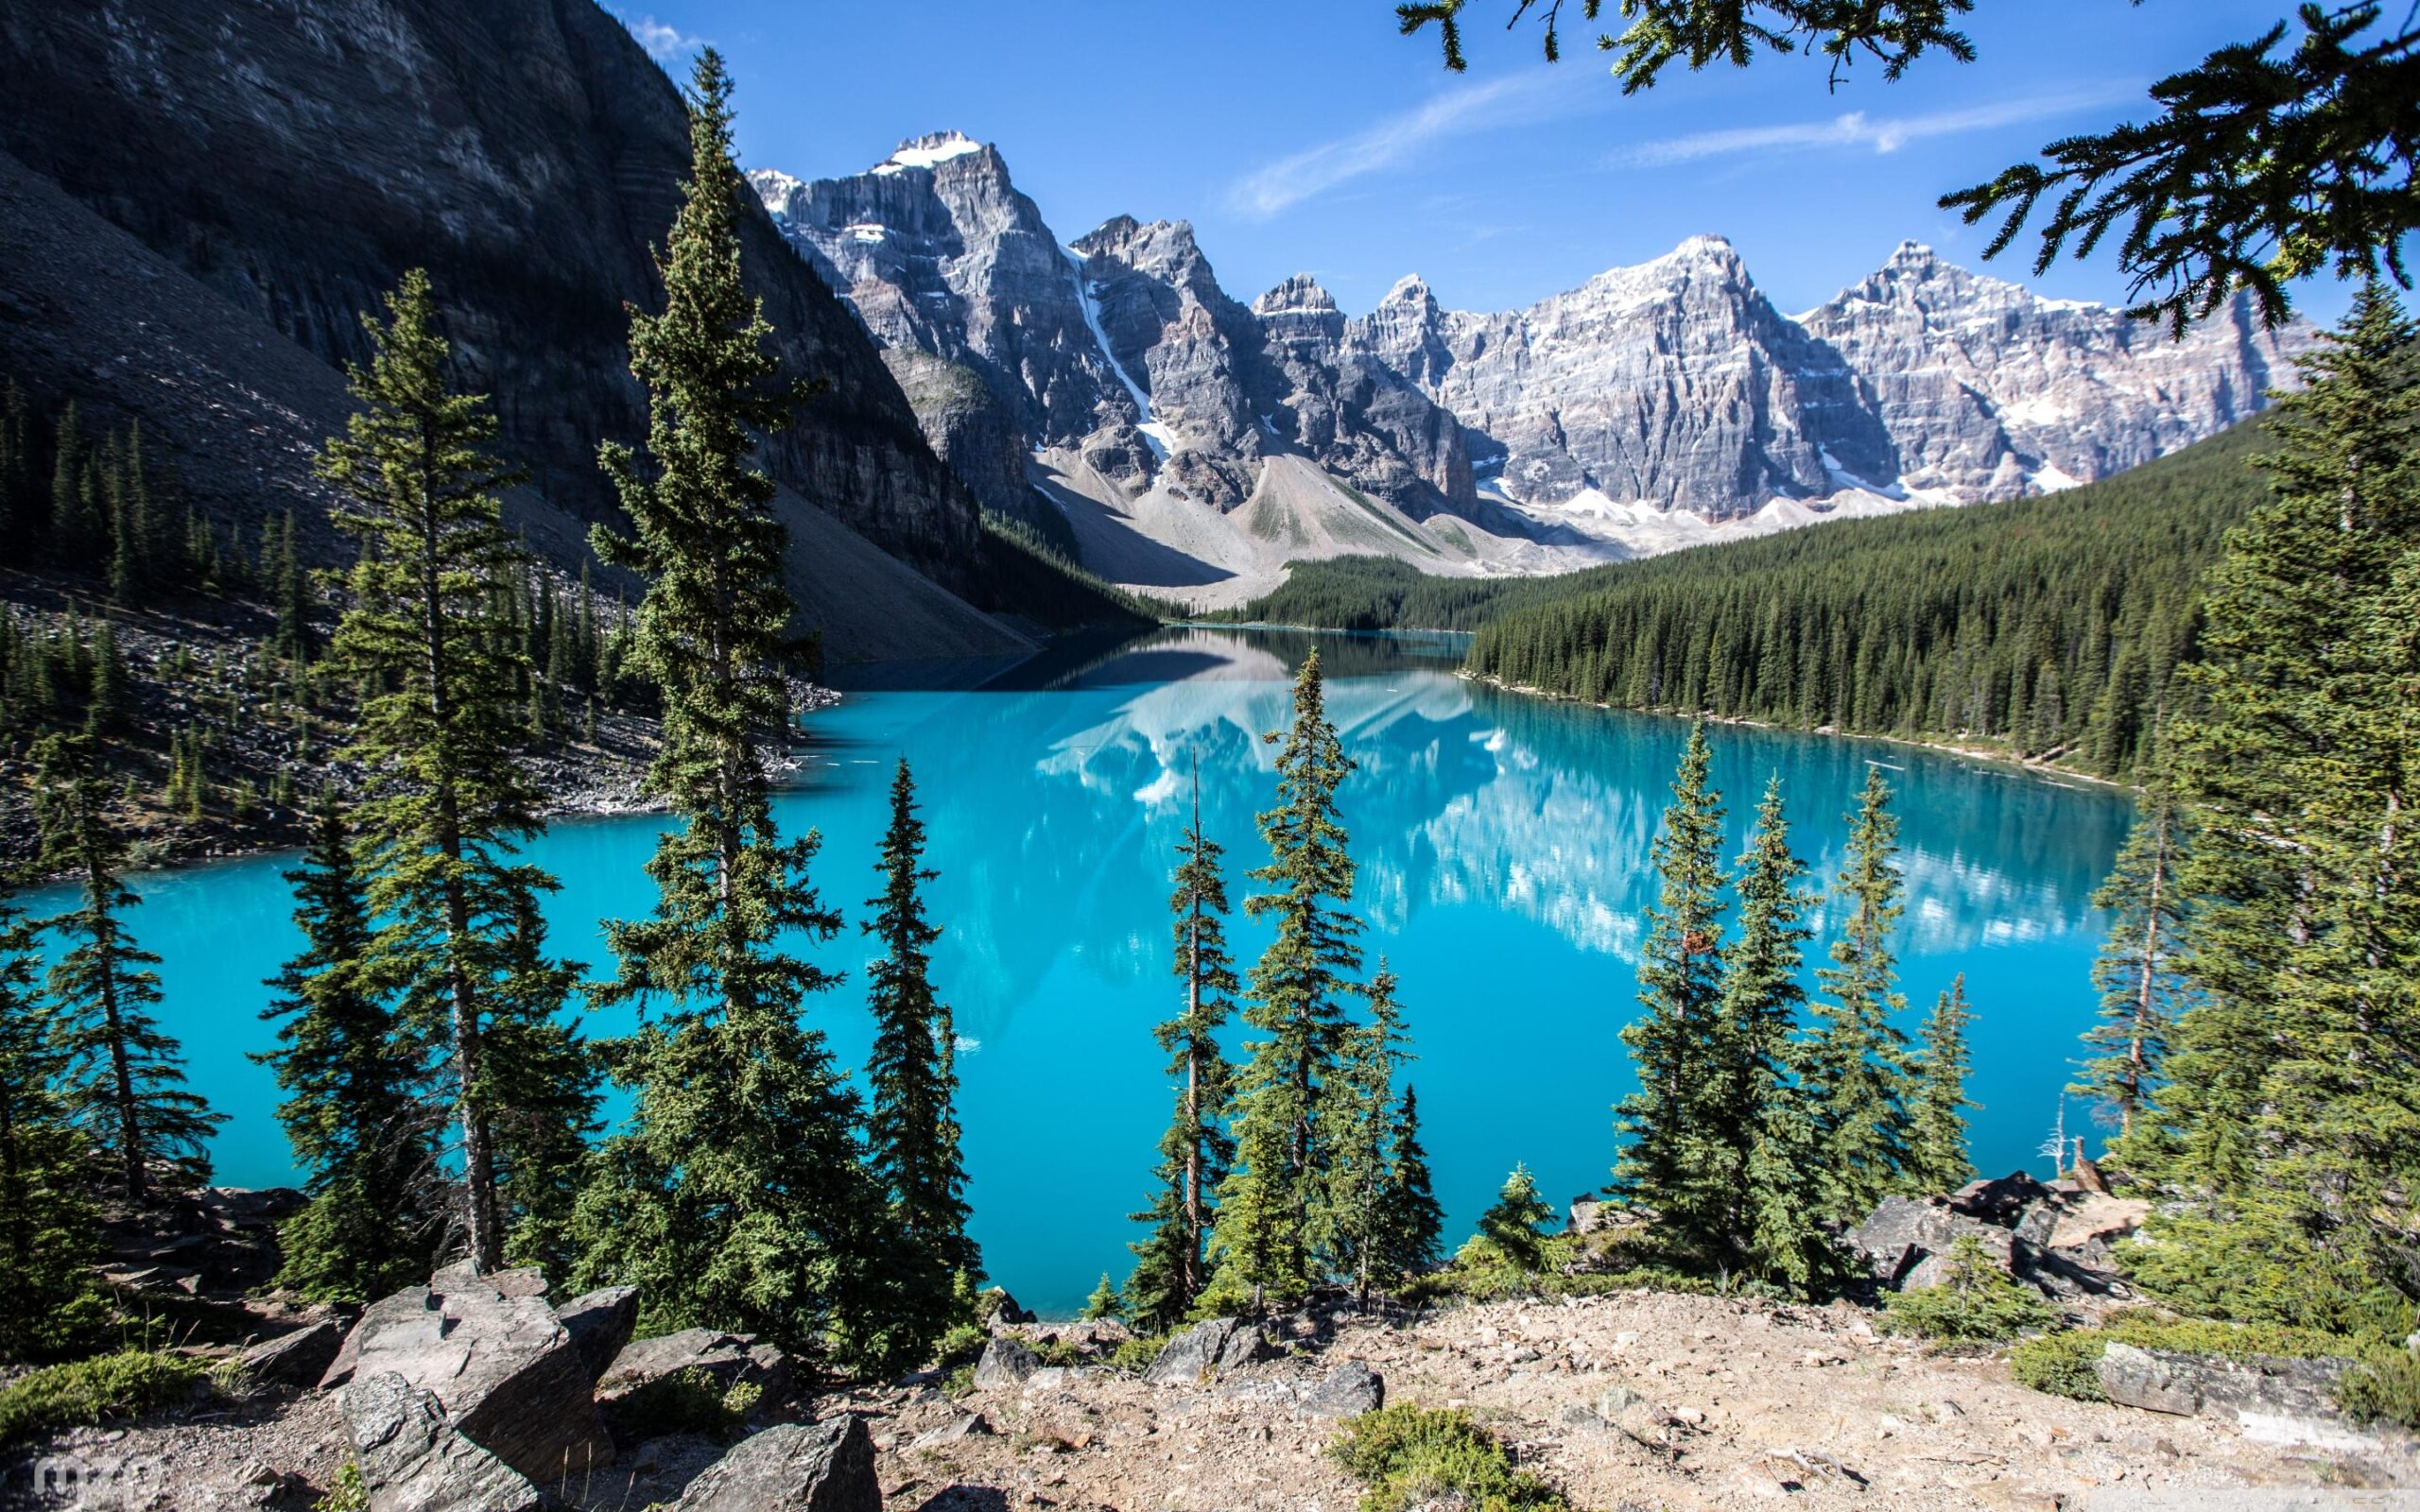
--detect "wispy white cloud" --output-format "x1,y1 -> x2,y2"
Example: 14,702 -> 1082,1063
625,13 -> 704,63
1226,70 -> 1592,220
1603,83 -> 2141,169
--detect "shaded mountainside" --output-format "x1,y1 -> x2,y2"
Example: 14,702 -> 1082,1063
0,0 -> 1121,661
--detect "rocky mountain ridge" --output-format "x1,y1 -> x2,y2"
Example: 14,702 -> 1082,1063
755,133 -> 2309,597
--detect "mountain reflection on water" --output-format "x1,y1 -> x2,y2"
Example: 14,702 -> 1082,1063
44,627 -> 2130,1314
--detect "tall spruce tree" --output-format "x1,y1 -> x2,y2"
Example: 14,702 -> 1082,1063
35,736 -> 222,1203
862,759 -> 977,1365
316,268 -> 575,1273
1903,975 -> 1978,1195
1215,648 -> 1361,1305
1380,1084 -> 1443,1279
2073,779 -> 2190,1154
571,49 -> 885,1366
1715,776 -> 1831,1288
1610,724 -> 1731,1262
2137,286 -> 2420,1332
256,795 -> 435,1300
0,867 -> 104,1361
1802,766 -> 1912,1224
1128,759 -> 1238,1331
1328,960 -> 1412,1303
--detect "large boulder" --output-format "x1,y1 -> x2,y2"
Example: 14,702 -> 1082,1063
597,1329 -> 796,1412
1847,1197 -> 2009,1287
341,1371 -> 543,1512
971,1337 -> 1038,1393
2096,1342 -> 2353,1435
671,1418 -> 880,1511
341,1272 -> 614,1485
238,1320 -> 343,1389
1946,1172 -> 2055,1226
555,1286 -> 639,1384
1143,1317 -> 1267,1387
1301,1360 -> 1385,1418
322,1288 -> 445,1391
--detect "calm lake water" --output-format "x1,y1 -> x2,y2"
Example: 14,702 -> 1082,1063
31,627 -> 2133,1315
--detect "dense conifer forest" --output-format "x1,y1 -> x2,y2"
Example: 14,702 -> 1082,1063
1224,421 -> 2273,781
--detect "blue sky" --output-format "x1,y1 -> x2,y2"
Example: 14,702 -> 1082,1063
617,1 -> 2357,325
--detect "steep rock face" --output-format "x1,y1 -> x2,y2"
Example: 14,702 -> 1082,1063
1797,241 -> 2298,499
1252,274 -> 1476,518
751,135 -> 1137,464
0,0 -> 982,585
1071,214 -> 1268,473
1351,236 -> 1896,516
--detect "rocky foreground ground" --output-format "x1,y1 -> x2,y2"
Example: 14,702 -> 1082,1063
12,1267 -> 2414,1511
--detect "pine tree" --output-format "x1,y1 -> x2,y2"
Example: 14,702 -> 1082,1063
34,736 -> 222,1203
255,795 -> 435,1300
1217,648 -> 1360,1305
1903,975 -> 1978,1195
1610,724 -> 1731,1262
861,759 -> 977,1366
2073,779 -> 2189,1155
316,267 -> 574,1273
1473,1163 -> 1554,1272
1328,960 -> 1412,1303
1379,1084 -> 1443,1279
0,868 -> 105,1362
1802,767 -> 1911,1224
571,49 -> 886,1368
1081,1273 -> 1123,1321
1127,759 -> 1237,1332
2135,286 -> 2420,1332
2158,285 -> 2420,1201
272,511 -> 310,662
1714,776 -> 1833,1289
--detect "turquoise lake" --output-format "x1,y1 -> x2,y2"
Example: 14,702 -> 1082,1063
29,627 -> 2135,1315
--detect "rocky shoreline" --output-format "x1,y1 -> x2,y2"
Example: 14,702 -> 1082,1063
1462,672 -> 2135,793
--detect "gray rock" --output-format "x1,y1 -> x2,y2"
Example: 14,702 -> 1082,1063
238,1321 -> 341,1389
555,1286 -> 639,1385
1945,1172 -> 2054,1226
430,1263 -> 547,1299
341,1371 -> 542,1512
1301,1360 -> 1384,1419
1143,1316 -> 1267,1387
971,1338 -> 1038,1392
1847,1196 -> 1991,1286
912,1412 -> 992,1449
2097,1342 -> 2352,1429
977,1287 -> 1033,1327
345,1273 -> 614,1485
597,1329 -> 796,1412
672,1417 -> 880,1512
1565,1196 -> 1605,1235
322,1287 -> 444,1391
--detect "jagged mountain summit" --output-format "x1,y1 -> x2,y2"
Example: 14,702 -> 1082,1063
755,133 -> 2309,602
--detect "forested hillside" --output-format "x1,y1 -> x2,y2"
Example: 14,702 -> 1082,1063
1229,421 -> 2273,781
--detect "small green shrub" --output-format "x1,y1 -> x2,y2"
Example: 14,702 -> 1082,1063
2009,1331 -> 2109,1400
607,1367 -> 758,1442
1108,1332 -> 1167,1374
1879,1238 -> 2057,1343
932,1322 -> 986,1369
0,1349 -> 204,1446
2340,1351 -> 2420,1430
1331,1405 -> 1576,1512
314,1463 -> 369,1512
